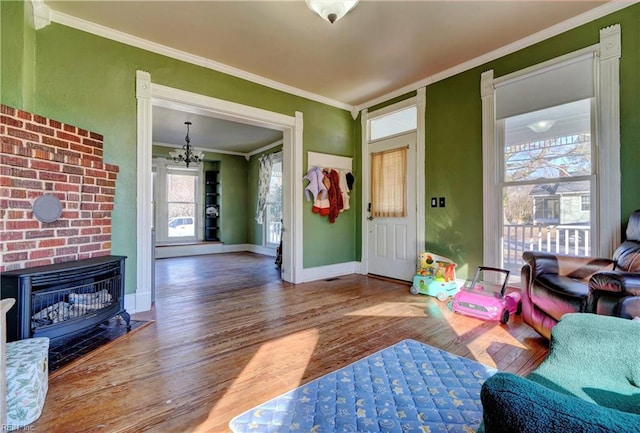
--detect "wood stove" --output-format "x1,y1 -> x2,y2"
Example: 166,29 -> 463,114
1,256 -> 129,342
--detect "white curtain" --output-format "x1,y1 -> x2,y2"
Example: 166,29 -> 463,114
255,153 -> 277,223
371,146 -> 407,218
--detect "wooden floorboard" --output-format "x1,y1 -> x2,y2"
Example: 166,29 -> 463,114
32,252 -> 548,433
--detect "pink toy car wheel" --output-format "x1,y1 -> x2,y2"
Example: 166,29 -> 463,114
500,309 -> 509,324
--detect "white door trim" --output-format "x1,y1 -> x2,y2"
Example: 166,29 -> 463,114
360,90 -> 426,276
135,71 -> 303,312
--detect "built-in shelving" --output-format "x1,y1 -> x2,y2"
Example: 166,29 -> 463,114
204,170 -> 220,241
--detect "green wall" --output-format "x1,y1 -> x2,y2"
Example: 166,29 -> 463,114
420,4 -> 639,277
2,2 -> 638,287
1,0 -> 36,110
2,3 -> 356,294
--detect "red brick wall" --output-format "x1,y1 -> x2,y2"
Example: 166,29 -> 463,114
0,104 -> 119,272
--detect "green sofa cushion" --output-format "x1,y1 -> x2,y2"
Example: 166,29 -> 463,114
479,314 -> 640,432
480,372 -> 640,433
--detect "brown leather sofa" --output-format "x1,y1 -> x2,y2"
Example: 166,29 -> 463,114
521,209 -> 640,339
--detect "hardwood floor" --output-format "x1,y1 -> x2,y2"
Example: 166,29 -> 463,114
32,252 -> 548,433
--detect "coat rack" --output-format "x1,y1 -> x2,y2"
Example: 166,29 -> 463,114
307,151 -> 352,171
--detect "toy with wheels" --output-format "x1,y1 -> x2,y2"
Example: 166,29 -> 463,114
409,252 -> 459,301
452,266 -> 522,324
410,275 -> 459,300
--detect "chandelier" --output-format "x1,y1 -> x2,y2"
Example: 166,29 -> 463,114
305,0 -> 359,24
169,121 -> 203,168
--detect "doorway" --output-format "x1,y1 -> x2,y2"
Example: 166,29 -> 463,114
361,91 -> 425,282
136,71 -> 304,313
367,132 -> 417,281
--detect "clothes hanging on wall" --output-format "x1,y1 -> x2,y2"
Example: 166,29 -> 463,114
338,169 -> 351,212
303,166 -> 327,202
303,166 -> 354,223
326,169 -> 343,223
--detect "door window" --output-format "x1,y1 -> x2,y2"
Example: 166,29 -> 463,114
370,146 -> 407,218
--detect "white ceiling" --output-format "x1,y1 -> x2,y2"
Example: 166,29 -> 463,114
43,0 -> 626,152
152,106 -> 283,154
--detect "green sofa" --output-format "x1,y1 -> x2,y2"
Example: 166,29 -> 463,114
479,313 -> 640,432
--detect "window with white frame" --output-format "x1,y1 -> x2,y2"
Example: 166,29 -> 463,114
153,158 -> 203,244
481,25 -> 621,280
264,152 -> 283,248
369,106 -> 417,141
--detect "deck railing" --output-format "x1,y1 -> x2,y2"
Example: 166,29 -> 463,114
266,221 -> 282,246
503,224 -> 591,273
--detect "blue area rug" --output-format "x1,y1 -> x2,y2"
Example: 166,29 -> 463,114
229,339 -> 496,433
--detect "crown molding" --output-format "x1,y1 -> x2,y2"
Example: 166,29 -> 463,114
46,2 -> 634,115
31,0 -> 51,30
48,10 -> 353,112
152,139 -> 282,161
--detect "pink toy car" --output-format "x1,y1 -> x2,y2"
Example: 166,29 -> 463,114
452,266 -> 522,324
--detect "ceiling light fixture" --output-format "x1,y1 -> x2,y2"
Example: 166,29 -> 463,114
527,120 -> 556,133
305,0 -> 359,24
169,121 -> 204,168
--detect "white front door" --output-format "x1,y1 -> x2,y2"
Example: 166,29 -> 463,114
367,132 -> 417,281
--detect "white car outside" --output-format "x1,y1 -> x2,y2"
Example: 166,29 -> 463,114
168,216 -> 195,237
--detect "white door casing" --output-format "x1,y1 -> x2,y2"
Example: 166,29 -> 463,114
135,71 -> 304,313
367,132 -> 417,281
361,91 -> 425,281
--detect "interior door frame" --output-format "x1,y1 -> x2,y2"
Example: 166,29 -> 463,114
360,88 -> 426,277
135,71 -> 304,313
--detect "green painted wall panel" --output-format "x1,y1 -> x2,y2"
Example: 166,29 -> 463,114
2,2 -> 638,288
423,4 -> 640,278
302,106 -> 357,268
424,72 -> 483,279
1,0 -> 36,110
218,153 -> 249,244
2,14 -> 355,293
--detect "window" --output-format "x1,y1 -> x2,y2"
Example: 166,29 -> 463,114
370,106 -> 416,141
481,26 -> 621,279
264,154 -> 283,248
370,146 -> 407,218
167,172 -> 197,238
153,158 -> 203,244
533,196 -> 560,224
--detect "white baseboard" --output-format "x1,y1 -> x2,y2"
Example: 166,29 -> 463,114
300,261 -> 361,283
155,242 -> 276,259
155,242 -> 224,258
125,291 -> 152,314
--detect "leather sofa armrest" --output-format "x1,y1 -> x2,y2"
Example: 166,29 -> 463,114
522,251 -> 614,281
590,271 -> 640,296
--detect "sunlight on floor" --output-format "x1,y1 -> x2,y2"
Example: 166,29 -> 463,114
192,328 -> 320,433
344,301 -> 427,317
465,324 -> 528,367
439,301 -> 528,367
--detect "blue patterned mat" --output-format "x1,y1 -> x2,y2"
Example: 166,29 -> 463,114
229,339 -> 496,432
